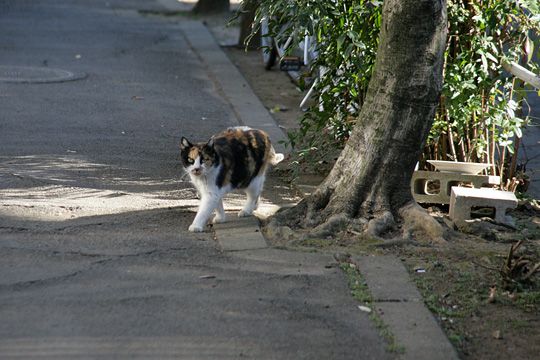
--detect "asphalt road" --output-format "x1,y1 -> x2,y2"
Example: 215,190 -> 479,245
0,1 -> 391,358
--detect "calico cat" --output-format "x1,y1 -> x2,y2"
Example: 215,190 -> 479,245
180,126 -> 284,232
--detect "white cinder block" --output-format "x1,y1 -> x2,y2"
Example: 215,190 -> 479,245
449,187 -> 517,224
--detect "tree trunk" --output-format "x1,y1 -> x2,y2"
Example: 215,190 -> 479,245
192,0 -> 229,14
238,0 -> 259,49
272,0 -> 448,243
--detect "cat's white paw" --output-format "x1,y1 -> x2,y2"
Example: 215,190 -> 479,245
237,209 -> 253,217
188,223 -> 205,232
212,214 -> 227,224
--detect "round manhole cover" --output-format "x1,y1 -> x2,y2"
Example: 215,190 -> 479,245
0,65 -> 87,84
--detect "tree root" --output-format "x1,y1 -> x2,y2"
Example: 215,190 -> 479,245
263,217 -> 297,247
366,211 -> 396,238
307,213 -> 351,238
398,201 -> 448,244
263,200 -> 449,247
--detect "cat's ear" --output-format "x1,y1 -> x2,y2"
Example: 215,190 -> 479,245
206,137 -> 214,149
180,137 -> 192,150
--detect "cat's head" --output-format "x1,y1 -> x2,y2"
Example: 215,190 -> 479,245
180,137 -> 217,177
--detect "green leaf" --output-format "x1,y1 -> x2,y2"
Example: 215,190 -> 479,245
479,53 -> 488,73
525,36 -> 535,63
517,0 -> 540,14
485,52 -> 498,64
515,126 -> 523,138
336,33 -> 346,52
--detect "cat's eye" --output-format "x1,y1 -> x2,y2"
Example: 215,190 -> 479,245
187,158 -> 194,164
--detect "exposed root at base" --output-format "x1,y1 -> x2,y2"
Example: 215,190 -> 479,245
307,213 -> 350,238
263,201 -> 449,246
366,211 -> 396,238
399,202 -> 448,244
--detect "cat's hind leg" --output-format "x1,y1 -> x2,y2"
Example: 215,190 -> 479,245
238,175 -> 265,217
212,198 -> 227,224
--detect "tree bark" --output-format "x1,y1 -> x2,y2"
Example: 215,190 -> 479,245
238,0 -> 259,49
273,0 -> 448,242
192,0 -> 229,14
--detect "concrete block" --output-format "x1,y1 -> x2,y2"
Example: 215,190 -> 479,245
411,170 -> 500,204
449,187 -> 517,224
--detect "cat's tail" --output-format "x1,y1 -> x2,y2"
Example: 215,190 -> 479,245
269,145 -> 285,166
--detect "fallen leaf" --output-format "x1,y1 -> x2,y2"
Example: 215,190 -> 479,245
492,330 -> 502,339
488,286 -> 497,303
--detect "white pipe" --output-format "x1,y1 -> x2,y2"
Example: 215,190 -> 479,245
279,36 -> 293,58
300,78 -> 318,108
304,34 -> 309,66
502,61 -> 540,89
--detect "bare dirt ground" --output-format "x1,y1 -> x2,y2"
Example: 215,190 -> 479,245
168,7 -> 540,359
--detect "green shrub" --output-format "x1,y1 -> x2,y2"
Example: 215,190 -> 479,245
245,0 -> 540,185
427,0 -> 540,186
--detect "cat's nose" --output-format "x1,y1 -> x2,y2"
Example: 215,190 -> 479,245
191,168 -> 202,176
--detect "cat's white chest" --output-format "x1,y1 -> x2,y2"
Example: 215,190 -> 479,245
189,167 -> 220,196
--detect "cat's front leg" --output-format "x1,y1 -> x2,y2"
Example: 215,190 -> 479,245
189,195 -> 219,232
188,223 -> 204,233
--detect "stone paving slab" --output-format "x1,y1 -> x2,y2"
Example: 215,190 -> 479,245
354,256 -> 459,360
376,301 -> 459,360
354,255 -> 423,302
228,248 -> 336,277
213,216 -> 268,251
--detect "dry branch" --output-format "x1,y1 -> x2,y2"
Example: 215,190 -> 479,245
500,240 -> 540,290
